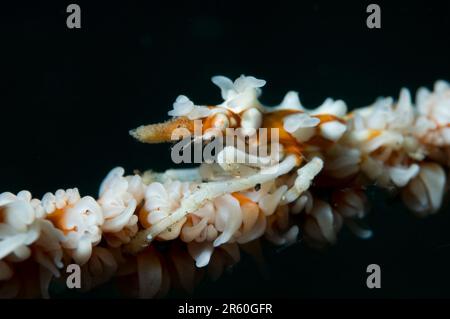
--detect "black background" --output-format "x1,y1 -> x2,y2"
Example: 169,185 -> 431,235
2,0 -> 450,298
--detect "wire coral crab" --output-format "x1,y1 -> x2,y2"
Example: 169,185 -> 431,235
0,75 -> 449,298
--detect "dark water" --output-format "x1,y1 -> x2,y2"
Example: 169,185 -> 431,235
2,1 -> 450,298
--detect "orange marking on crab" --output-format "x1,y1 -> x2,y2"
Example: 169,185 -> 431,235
202,114 -> 218,132
202,108 -> 241,137
260,111 -> 344,158
262,110 -> 304,161
46,208 -> 77,235
367,129 -> 382,140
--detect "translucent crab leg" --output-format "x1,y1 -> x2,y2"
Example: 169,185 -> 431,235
125,154 -> 299,254
142,168 -> 202,184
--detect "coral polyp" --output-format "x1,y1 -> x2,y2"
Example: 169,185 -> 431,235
0,75 -> 449,298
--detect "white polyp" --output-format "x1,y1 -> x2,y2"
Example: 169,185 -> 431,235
187,241 -> 214,268
212,75 -> 265,113
2,200 -> 35,232
311,98 -> 347,117
402,163 -> 446,216
274,91 -> 302,111
282,157 -> 324,204
101,199 -> 136,232
417,163 -> 446,212
434,80 -> 450,93
9,245 -> 31,262
168,95 -> 211,120
98,168 -> 144,238
283,113 -> 320,133
266,224 -> 299,246
259,186 -> 288,216
180,217 -> 209,242
388,164 -> 420,187
213,194 -> 243,247
309,200 -> 337,243
416,87 -> 430,111
345,219 -> 373,239
320,121 -> 347,141
0,233 -> 29,260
